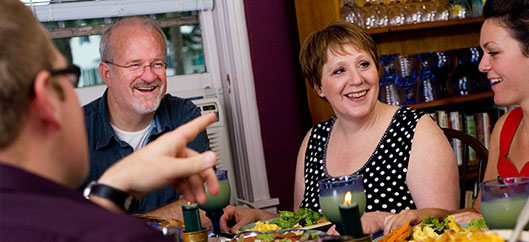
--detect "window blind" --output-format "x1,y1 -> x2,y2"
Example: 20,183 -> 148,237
23,0 -> 213,22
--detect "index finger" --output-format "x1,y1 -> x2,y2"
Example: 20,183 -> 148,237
155,112 -> 216,150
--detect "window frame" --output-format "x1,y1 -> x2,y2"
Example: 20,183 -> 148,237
70,10 -> 222,105
31,0 -> 277,209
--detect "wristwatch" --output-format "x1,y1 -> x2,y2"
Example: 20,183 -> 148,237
83,181 -> 134,212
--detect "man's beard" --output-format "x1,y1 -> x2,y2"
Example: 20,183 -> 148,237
130,79 -> 164,114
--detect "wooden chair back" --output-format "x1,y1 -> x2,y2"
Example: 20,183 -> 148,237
442,128 -> 488,209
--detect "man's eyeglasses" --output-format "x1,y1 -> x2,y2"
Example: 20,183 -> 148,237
104,61 -> 168,75
49,64 -> 81,88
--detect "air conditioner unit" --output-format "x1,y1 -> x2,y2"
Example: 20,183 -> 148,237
191,97 -> 238,204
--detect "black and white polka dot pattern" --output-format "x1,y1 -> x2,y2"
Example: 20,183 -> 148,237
300,107 -> 424,214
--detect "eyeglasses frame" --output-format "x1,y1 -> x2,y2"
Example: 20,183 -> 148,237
104,60 -> 168,74
49,64 -> 81,88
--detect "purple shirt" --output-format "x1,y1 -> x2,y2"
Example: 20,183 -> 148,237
0,163 -> 171,242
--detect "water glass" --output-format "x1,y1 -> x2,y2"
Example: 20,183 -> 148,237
480,176 -> 529,230
392,54 -> 420,104
318,175 -> 366,226
387,0 -> 406,26
416,76 -> 440,103
428,50 -> 456,97
363,0 -> 381,29
380,82 -> 404,105
198,170 -> 231,236
434,0 -> 451,21
341,2 -> 365,29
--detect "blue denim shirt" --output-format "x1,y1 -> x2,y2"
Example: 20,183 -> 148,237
78,90 -> 210,213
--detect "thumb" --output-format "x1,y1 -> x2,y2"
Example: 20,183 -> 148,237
231,222 -> 245,234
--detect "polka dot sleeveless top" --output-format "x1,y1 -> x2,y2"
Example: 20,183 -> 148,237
300,106 -> 424,214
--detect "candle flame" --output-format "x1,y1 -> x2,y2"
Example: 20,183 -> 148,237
187,201 -> 191,205
344,191 -> 352,205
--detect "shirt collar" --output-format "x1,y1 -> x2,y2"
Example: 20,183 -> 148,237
94,91 -> 172,149
150,94 -> 173,136
94,90 -> 118,149
0,163 -> 86,203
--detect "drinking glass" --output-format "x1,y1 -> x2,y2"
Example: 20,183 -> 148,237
198,170 -> 231,237
341,1 -> 366,29
318,175 -> 366,226
480,176 -> 529,230
416,75 -> 440,103
363,0 -> 381,29
387,0 -> 406,26
404,0 -> 424,24
428,50 -> 457,97
392,54 -> 420,104
449,47 -> 483,96
379,54 -> 404,105
377,0 -> 390,28
416,52 -> 440,103
433,0 -> 450,21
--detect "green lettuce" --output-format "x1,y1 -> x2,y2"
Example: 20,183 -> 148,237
421,216 -> 448,234
273,208 -> 327,229
468,218 -> 488,230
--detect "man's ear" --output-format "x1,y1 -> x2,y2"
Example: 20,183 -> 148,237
32,70 -> 62,130
99,62 -> 112,87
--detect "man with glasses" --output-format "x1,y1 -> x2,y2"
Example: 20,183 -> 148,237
0,0 -> 218,241
79,18 -> 210,221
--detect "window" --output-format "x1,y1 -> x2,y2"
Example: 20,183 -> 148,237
45,13 -> 205,88
22,0 -> 214,89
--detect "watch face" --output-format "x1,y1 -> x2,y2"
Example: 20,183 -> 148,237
83,181 -> 96,199
81,181 -> 134,211
124,195 -> 133,211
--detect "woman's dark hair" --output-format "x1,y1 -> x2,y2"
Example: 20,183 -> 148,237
483,0 -> 529,56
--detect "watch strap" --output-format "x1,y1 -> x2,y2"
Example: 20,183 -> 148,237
83,181 -> 134,212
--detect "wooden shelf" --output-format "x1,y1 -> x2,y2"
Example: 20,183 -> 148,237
366,17 -> 484,35
295,0 -> 486,124
408,91 -> 494,110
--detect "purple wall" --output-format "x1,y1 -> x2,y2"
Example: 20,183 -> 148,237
242,0 -> 312,211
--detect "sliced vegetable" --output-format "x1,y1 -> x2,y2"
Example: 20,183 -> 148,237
256,233 -> 276,241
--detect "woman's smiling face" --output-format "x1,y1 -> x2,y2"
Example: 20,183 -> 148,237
317,44 -> 380,119
479,19 -> 529,107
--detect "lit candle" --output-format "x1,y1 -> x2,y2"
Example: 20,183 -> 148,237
182,202 -> 202,232
339,191 -> 364,238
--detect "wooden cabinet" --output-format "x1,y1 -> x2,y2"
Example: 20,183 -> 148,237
294,0 -> 488,124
